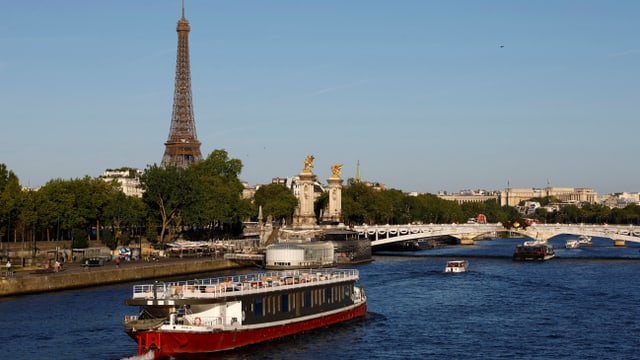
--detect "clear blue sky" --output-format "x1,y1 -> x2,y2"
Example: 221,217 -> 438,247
2,1 -> 639,195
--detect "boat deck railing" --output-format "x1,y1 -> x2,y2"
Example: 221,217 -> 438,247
131,268 -> 360,300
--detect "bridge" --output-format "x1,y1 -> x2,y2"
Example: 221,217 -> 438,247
352,223 -> 640,247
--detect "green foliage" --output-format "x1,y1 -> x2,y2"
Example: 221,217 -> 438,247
140,164 -> 201,243
71,233 -> 89,249
254,183 -> 298,223
4,160 -> 640,252
188,150 -> 253,238
314,191 -> 329,220
0,164 -> 22,242
102,191 -> 146,229
140,150 -> 251,241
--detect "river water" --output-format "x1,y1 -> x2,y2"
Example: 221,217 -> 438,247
2,235 -> 640,360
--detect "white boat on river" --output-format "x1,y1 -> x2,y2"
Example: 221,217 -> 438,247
565,239 -> 580,249
445,260 -> 469,273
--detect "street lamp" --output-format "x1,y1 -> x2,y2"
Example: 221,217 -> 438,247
6,210 -> 11,262
56,215 -> 60,262
5,208 -> 18,262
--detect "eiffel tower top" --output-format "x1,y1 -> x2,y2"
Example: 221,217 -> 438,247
161,0 -> 203,168
177,0 -> 190,31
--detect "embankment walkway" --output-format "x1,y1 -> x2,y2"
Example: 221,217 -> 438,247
0,257 -> 240,298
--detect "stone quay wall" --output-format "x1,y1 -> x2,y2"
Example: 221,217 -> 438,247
0,259 -> 239,298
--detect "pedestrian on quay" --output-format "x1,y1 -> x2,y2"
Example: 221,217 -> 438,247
6,259 -> 11,274
115,257 -> 121,268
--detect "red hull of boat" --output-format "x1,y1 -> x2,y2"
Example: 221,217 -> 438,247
128,303 -> 367,358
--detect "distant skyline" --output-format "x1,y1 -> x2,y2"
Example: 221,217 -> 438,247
2,1 -> 639,195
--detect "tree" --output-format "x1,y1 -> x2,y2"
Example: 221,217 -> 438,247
0,164 -> 22,244
314,191 -> 329,221
37,179 -> 75,242
189,150 -> 254,238
254,183 -> 298,224
102,191 -> 147,248
341,182 -> 376,225
140,164 -> 200,244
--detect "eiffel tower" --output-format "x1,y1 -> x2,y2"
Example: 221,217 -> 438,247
161,1 -> 203,168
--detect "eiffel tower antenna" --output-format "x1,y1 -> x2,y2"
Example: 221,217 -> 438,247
161,0 -> 203,168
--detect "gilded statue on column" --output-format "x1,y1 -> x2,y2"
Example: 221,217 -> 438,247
331,164 -> 343,178
303,155 -> 315,173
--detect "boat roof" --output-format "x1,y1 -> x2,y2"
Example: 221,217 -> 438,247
126,268 -> 360,305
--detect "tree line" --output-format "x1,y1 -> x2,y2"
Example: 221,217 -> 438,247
2,152 -> 640,251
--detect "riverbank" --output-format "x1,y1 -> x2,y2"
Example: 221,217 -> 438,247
0,256 -> 241,298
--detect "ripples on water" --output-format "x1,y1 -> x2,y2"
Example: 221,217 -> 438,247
1,235 -> 639,360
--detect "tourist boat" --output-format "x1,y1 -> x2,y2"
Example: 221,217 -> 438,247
445,260 -> 469,273
523,239 -> 545,246
513,242 -> 555,261
578,235 -> 592,245
123,268 -> 367,358
565,239 -> 580,249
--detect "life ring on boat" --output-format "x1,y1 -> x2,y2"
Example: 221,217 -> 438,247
193,317 -> 202,326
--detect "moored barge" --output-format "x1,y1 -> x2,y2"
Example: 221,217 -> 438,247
123,268 -> 367,358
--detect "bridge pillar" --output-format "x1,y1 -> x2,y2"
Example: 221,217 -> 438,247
459,238 -> 475,246
458,235 -> 475,246
613,239 -> 626,247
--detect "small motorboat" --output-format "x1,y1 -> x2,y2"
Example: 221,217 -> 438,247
578,235 -> 592,245
565,240 -> 580,249
445,260 -> 469,273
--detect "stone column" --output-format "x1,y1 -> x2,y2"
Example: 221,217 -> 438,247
292,156 -> 318,228
324,176 -> 343,223
293,171 -> 318,227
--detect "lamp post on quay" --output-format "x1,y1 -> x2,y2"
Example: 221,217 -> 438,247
56,215 -> 60,262
6,210 -> 11,262
5,208 -> 18,262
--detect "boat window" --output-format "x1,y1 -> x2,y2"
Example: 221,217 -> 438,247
304,290 -> 311,308
254,297 -> 263,317
281,294 -> 289,313
325,287 -> 332,304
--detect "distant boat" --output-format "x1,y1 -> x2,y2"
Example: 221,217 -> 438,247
523,238 -> 546,247
578,235 -> 592,245
445,260 -> 469,273
565,240 -> 580,249
513,242 -> 555,261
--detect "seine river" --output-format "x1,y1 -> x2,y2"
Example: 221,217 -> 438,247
2,235 -> 640,360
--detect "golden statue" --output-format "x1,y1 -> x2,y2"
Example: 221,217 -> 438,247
331,164 -> 343,178
303,155 -> 315,173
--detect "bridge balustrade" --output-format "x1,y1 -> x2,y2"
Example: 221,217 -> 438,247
352,223 -> 640,247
